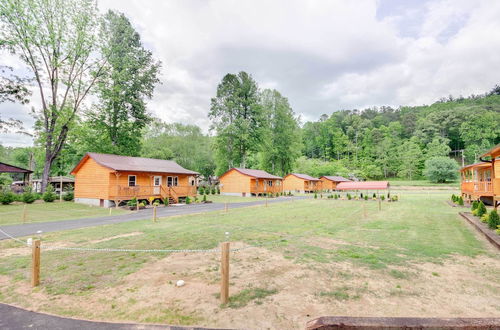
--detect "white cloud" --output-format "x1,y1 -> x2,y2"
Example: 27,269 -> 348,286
2,0 -> 500,146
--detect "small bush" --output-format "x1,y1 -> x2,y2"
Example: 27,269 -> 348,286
391,195 -> 398,202
477,201 -> 487,217
451,194 -> 456,202
471,200 -> 478,211
458,196 -> 464,206
185,196 -> 191,204
127,197 -> 138,207
347,193 -> 352,200
138,202 -> 145,207
314,192 -> 317,199
153,201 -> 160,206
163,197 -> 169,206
22,186 -> 37,204
211,187 -> 216,195
381,195 -> 385,201
364,195 -> 368,200
487,210 -> 499,230
198,186 -> 205,195
472,209 -> 479,216
481,214 -> 489,223
63,191 -> 74,201
42,185 -> 57,203
372,193 -> 376,198
202,193 -> 207,202
360,193 -> 364,198
217,186 -> 220,194
0,187 -> 15,205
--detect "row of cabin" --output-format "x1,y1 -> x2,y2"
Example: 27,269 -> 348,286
460,144 -> 500,209
218,169 -> 352,196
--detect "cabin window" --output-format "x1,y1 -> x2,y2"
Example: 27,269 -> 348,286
267,180 -> 273,187
128,175 -> 136,187
167,176 -> 178,187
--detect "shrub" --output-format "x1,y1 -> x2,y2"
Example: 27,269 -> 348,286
153,201 -> 160,206
458,196 -> 464,206
314,192 -> 317,199
472,209 -> 478,216
334,194 -> 338,199
360,193 -> 363,198
198,186 -> 205,195
364,195 -> 368,200
477,201 -> 487,217
423,156 -> 459,183
381,195 -> 385,201
487,210 -> 500,230
347,193 -> 352,200
63,191 -> 74,201
451,194 -> 456,202
163,197 -> 169,206
217,186 -> 220,194
481,214 -> 489,223
127,197 -> 138,207
22,186 -> 37,204
185,196 -> 191,204
211,187 -> 216,195
471,200 -> 478,211
138,202 -> 145,207
0,187 -> 15,205
42,185 -> 57,202
372,193 -> 376,198
202,193 -> 207,202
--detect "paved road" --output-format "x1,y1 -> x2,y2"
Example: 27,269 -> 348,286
0,197 -> 306,240
0,303 -> 220,330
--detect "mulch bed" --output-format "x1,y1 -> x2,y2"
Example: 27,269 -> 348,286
446,200 -> 470,208
307,316 -> 500,329
459,212 -> 500,250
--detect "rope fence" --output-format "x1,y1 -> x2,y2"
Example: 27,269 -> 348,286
0,226 -> 291,304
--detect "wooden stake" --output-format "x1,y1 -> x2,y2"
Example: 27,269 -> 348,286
153,205 -> 157,222
378,197 -> 381,211
31,239 -> 41,287
22,204 -> 27,223
265,196 -> 268,207
225,202 -> 228,213
109,208 -> 112,215
363,200 -> 367,218
220,242 -> 230,304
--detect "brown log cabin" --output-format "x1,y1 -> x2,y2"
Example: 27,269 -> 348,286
319,176 -> 351,191
283,173 -> 321,193
219,168 -> 283,197
460,144 -> 500,208
71,153 -> 198,207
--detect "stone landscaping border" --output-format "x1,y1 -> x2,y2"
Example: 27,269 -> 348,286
459,212 -> 500,250
306,316 -> 500,329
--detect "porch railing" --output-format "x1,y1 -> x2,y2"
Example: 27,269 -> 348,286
110,185 -> 197,199
250,185 -> 283,194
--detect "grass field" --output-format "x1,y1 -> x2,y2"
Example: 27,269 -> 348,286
388,179 -> 459,187
0,202 -> 129,226
0,191 -> 498,328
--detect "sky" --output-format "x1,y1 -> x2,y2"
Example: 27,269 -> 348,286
2,0 -> 500,147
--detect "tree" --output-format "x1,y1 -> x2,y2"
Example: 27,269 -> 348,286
0,66 -> 31,133
398,137 -> 423,180
209,72 -> 265,174
0,0 -> 105,191
423,157 -> 459,183
426,136 -> 451,158
85,10 -> 161,156
259,89 -> 301,176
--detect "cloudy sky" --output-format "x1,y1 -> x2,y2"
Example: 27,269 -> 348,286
2,0 -> 500,146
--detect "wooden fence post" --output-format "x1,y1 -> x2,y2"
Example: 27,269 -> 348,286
378,197 -> 381,211
31,239 -> 41,287
363,200 -> 367,218
153,205 -> 157,222
220,241 -> 230,304
22,204 -> 27,224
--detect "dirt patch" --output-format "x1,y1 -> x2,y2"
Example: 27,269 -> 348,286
0,241 -> 499,329
88,232 -> 144,244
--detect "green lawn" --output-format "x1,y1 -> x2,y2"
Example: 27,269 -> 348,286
388,179 -> 459,187
205,194 -> 268,203
0,191 -> 497,327
0,202 -> 129,226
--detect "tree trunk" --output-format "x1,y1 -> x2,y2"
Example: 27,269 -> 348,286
41,153 -> 55,192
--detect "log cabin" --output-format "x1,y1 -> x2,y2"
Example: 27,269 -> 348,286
319,176 -> 351,191
219,168 -> 283,197
283,173 -> 321,193
461,144 -> 500,208
71,152 -> 198,207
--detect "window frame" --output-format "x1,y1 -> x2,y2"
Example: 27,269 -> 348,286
128,175 -> 137,187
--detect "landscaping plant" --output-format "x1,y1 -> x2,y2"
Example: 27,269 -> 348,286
471,200 -> 478,211
0,187 -> 15,205
487,210 -> 499,230
63,191 -> 74,201
22,186 -> 37,204
458,196 -> 464,206
476,201 -> 487,217
185,196 -> 191,204
42,185 -> 57,203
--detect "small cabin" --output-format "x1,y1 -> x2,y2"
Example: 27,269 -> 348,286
71,152 -> 198,207
319,176 -> 351,191
283,173 -> 321,193
461,144 -> 500,208
219,168 -> 283,197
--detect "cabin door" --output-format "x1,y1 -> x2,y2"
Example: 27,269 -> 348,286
153,176 -> 162,195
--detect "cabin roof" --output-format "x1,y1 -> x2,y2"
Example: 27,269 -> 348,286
222,168 -> 282,180
71,152 -> 199,175
320,175 -> 351,182
480,144 -> 500,159
286,173 -> 321,181
0,162 -> 32,174
32,176 -> 75,183
336,181 -> 389,190
460,162 -> 491,171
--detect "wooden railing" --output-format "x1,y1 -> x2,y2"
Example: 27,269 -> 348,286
473,181 -> 493,193
110,185 -> 197,200
250,185 -> 283,194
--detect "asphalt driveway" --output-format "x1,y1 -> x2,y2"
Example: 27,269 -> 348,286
0,197 -> 306,240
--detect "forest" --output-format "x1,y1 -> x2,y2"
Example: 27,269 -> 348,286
0,1 -> 499,187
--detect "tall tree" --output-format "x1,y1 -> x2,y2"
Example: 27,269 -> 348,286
0,66 -> 31,133
0,0 -> 104,191
209,72 -> 265,174
259,89 -> 301,176
85,10 -> 161,156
